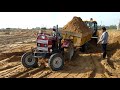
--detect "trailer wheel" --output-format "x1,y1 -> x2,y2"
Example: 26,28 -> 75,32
48,53 -> 64,71
21,52 -> 38,68
80,43 -> 87,52
64,43 -> 74,61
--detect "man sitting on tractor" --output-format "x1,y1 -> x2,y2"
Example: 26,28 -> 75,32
52,26 -> 63,50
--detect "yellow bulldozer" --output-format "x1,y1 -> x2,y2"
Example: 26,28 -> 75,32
84,18 -> 98,38
81,18 -> 99,52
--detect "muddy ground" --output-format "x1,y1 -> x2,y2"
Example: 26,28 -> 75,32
0,29 -> 120,78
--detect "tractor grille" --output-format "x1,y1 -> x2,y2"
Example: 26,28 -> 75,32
34,52 -> 50,58
37,47 -> 48,51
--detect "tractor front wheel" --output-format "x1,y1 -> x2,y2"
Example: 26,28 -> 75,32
21,52 -> 38,68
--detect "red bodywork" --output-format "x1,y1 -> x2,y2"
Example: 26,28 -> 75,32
62,39 -> 71,48
37,33 -> 56,52
36,33 -> 72,52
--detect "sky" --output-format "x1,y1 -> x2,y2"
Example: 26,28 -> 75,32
0,12 -> 120,29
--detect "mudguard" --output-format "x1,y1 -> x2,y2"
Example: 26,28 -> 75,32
62,39 -> 71,48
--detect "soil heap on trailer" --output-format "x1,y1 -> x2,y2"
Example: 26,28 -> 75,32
63,16 -> 92,33
62,16 -> 93,49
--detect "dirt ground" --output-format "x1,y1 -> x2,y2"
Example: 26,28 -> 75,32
0,29 -> 120,78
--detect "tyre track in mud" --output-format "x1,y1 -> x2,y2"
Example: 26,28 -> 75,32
88,53 -> 113,78
53,53 -> 95,78
17,65 -> 46,78
65,57 -> 95,78
0,42 -> 118,78
30,61 -> 77,78
88,54 -> 98,78
1,63 -> 47,78
44,61 -> 78,78
0,53 -> 24,78
45,54 -> 94,78
0,62 -> 21,71
88,54 -> 107,78
0,64 -> 22,78
0,56 -> 21,66
52,66 -> 83,78
0,51 -> 114,78
9,68 -> 32,78
0,56 -> 15,66
0,61 -> 35,78
0,54 -> 22,72
1,65 -> 26,78
0,44 -> 38,78
29,68 -> 52,78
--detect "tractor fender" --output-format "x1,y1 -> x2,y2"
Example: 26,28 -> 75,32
62,39 -> 72,48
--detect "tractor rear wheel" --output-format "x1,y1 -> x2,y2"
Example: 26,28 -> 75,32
48,53 -> 64,71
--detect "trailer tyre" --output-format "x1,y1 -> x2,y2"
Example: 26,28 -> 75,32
21,52 -> 38,68
48,53 -> 64,71
64,43 -> 74,61
80,44 -> 87,52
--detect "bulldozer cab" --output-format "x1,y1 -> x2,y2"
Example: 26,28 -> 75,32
83,18 -> 98,46
84,19 -> 98,37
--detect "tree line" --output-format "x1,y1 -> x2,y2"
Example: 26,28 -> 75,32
98,25 -> 117,30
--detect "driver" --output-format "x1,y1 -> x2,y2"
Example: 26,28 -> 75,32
52,26 -> 63,50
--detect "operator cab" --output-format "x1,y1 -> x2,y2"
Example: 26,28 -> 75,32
84,18 -> 98,37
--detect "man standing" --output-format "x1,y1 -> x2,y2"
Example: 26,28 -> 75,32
97,27 -> 109,59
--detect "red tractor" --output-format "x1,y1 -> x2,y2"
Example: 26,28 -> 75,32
21,25 -> 74,71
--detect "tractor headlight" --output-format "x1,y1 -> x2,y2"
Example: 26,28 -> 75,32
41,36 -> 45,39
37,43 -> 41,47
44,44 -> 47,47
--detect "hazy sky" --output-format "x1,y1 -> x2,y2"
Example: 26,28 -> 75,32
0,12 -> 120,29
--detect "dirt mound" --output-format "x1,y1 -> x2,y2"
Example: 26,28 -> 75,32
107,31 -> 120,44
112,49 -> 120,59
113,36 -> 120,43
111,36 -> 120,59
62,16 -> 93,46
62,16 -> 93,34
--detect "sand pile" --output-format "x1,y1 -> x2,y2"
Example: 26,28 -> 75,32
107,33 -> 120,59
62,16 -> 93,34
112,49 -> 120,59
62,16 -> 93,46
113,36 -> 120,43
107,31 -> 120,44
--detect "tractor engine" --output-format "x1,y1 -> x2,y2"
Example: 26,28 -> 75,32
36,33 -> 55,53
